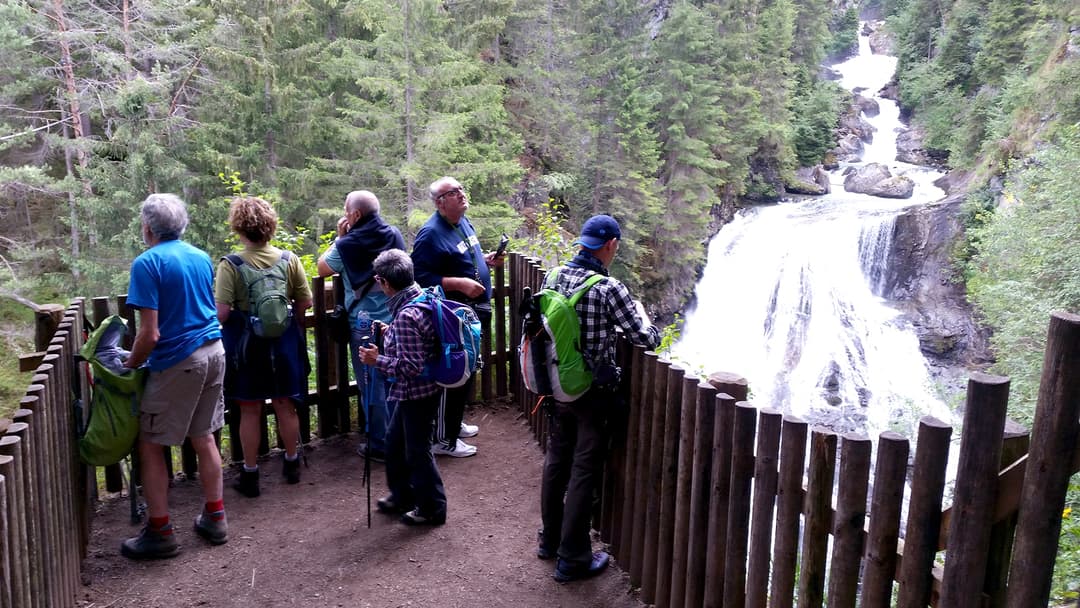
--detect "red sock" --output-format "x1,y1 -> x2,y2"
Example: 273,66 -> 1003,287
206,499 -> 225,516
149,515 -> 170,531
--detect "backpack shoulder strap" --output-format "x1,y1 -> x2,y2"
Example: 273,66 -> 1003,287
567,273 -> 605,307
223,253 -> 245,268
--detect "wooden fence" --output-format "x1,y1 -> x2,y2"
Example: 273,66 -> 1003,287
507,252 -> 1080,608
1,251 -> 1077,607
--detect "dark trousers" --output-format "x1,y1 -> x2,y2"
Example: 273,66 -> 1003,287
435,307 -> 490,446
385,392 -> 446,517
539,390 -> 609,567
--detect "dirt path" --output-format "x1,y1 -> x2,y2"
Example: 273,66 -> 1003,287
77,402 -> 645,608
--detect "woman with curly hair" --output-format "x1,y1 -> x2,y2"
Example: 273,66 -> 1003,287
215,196 -> 312,497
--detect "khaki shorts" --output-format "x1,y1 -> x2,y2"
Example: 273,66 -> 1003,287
140,340 -> 226,446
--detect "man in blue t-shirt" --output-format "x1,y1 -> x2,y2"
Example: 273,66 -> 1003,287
318,190 -> 405,459
411,176 -> 502,457
120,193 -> 228,559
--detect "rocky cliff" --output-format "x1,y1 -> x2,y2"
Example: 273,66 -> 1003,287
881,194 -> 990,366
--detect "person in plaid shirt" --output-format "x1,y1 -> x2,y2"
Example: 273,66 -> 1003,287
357,248 -> 447,526
538,214 -> 661,582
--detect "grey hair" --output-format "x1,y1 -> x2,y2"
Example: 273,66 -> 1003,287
345,190 -> 380,216
140,193 -> 189,241
428,176 -> 459,202
372,248 -> 414,290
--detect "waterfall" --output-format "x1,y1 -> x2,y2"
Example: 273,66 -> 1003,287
671,26 -> 956,438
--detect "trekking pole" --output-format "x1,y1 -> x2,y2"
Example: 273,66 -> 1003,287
361,334 -> 374,529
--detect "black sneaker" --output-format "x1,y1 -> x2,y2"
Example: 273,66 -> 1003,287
194,509 -> 228,545
536,529 -> 556,560
233,468 -> 260,498
553,551 -> 610,583
120,524 -> 180,560
376,495 -> 411,515
283,456 -> 300,484
400,508 -> 446,526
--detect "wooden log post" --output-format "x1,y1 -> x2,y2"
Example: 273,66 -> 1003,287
770,416 -> 809,608
984,419 -> 1029,608
897,417 -> 953,608
618,345 -> 647,566
797,429 -> 838,608
940,373 -> 1011,607
723,402 -> 758,608
860,431 -> 910,607
683,381 -> 718,608
1006,312 -> 1080,608
33,303 -> 66,351
640,357 -> 671,603
0,441 -> 29,608
18,393 -> 59,608
668,373 -> 700,608
9,414 -> 48,608
746,408 -> 783,608
654,364 -> 684,608
38,351 -> 78,598
703,392 -> 737,608
827,433 -> 872,608
602,337 -> 636,549
313,276 -> 337,437
629,351 -> 659,587
0,473 -> 8,608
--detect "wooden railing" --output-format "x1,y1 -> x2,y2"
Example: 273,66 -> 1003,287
506,252 -> 1080,608
1,252 -> 1077,607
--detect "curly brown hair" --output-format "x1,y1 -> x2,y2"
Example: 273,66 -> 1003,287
228,196 -> 278,244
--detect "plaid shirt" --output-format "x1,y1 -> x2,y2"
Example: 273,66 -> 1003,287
543,265 -> 660,371
375,284 -> 441,402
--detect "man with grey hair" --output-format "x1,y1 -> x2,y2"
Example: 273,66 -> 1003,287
358,248 -> 447,525
411,176 -> 501,457
121,193 -> 228,558
317,190 -> 405,460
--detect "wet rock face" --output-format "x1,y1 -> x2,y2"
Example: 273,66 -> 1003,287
896,126 -> 950,168
879,195 -> 991,365
842,163 -> 914,198
788,165 -> 832,195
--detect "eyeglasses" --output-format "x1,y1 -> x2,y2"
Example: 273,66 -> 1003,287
436,187 -> 465,202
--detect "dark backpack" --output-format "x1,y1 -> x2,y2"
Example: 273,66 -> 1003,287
224,251 -> 294,338
405,287 -> 483,388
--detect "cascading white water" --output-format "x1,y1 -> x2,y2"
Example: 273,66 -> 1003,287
671,28 -> 956,438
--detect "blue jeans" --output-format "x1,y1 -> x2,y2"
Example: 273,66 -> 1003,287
350,328 -> 391,452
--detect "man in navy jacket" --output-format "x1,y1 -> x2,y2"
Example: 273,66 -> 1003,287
411,176 -> 498,457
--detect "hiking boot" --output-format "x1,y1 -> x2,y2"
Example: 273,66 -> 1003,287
194,509 -> 228,545
233,468 -> 260,498
283,456 -> 300,484
376,495 -> 411,515
400,508 -> 446,526
431,438 -> 477,458
120,524 -> 179,560
553,551 -> 610,583
459,422 -> 479,438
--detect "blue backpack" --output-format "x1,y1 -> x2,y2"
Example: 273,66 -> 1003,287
407,287 -> 482,388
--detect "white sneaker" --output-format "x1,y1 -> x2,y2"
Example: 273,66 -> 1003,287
432,438 -> 477,458
460,422 -> 479,438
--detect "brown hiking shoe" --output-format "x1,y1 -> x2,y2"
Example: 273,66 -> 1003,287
194,509 -> 228,545
120,524 -> 179,560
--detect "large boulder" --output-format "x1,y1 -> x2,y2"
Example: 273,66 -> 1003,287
832,134 -> 864,162
896,127 -> 950,168
788,165 -> 832,195
854,93 -> 880,117
842,163 -> 915,199
869,175 -> 915,199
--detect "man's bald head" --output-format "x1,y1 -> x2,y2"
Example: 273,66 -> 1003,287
345,190 -> 380,217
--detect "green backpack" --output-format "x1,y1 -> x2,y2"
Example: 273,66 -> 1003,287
519,270 -> 605,402
78,315 -> 146,466
224,251 -> 294,338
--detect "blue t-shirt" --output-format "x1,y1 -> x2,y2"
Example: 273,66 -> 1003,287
323,245 -> 393,326
127,239 -> 222,371
411,212 -> 491,304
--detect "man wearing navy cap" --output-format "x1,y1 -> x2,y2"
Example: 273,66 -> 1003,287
537,214 -> 660,582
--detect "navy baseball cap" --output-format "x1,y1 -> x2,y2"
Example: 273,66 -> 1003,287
573,214 -> 622,250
